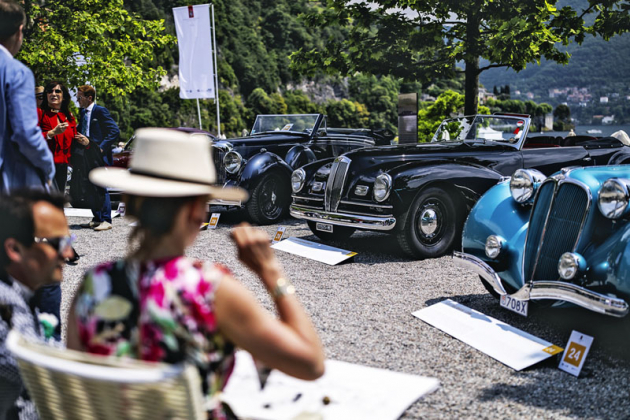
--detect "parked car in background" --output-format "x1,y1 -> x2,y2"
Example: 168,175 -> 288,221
290,114 -> 630,259
209,114 -> 393,224
454,165 -> 630,318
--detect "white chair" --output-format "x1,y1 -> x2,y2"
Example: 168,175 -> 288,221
7,331 -> 206,420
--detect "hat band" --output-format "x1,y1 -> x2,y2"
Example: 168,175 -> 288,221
129,168 -> 215,187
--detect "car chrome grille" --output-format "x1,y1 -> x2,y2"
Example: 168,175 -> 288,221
523,180 -> 589,281
211,145 -> 226,184
325,156 -> 351,212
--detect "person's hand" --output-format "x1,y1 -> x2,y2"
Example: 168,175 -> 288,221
49,122 -> 69,137
74,133 -> 90,146
230,222 -> 282,289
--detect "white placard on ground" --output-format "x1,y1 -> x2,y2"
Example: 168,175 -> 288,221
64,208 -> 118,219
558,330 -> 593,377
222,351 -> 439,420
271,237 -> 357,265
412,299 -> 563,371
208,213 -> 221,229
272,226 -> 286,243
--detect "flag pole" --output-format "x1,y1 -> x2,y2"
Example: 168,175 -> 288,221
196,98 -> 202,129
211,3 -> 221,137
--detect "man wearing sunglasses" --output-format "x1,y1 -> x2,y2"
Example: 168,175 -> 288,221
0,189 -> 72,419
0,0 -> 56,194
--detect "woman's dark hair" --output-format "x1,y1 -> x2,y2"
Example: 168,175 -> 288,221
125,195 -> 200,254
41,80 -> 75,122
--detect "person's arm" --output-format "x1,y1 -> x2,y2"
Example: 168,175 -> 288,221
94,106 -> 120,151
65,297 -> 83,351
7,64 -> 55,182
214,224 -> 325,380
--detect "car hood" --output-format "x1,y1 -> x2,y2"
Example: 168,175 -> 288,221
335,141 -> 514,174
557,165 -> 630,194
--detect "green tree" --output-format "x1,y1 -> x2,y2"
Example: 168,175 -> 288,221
20,0 -> 174,96
291,0 -> 630,115
325,99 -> 370,128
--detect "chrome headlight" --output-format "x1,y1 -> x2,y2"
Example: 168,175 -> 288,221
598,178 -> 630,219
485,235 -> 506,259
558,252 -> 586,280
510,169 -> 546,204
291,168 -> 306,193
373,173 -> 392,202
223,151 -> 243,174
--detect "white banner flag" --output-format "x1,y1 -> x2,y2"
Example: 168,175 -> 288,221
173,4 -> 215,99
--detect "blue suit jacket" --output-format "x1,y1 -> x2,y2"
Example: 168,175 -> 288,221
0,50 -> 55,193
79,104 -> 120,165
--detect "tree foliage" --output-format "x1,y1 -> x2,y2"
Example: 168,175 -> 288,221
290,0 -> 630,115
19,0 -> 174,97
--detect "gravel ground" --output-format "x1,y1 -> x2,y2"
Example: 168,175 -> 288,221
62,213 -> 630,419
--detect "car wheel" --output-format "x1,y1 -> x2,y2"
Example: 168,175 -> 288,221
307,221 -> 356,241
396,187 -> 462,259
246,172 -> 289,225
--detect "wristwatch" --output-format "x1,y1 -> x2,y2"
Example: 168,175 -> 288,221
272,278 -> 295,299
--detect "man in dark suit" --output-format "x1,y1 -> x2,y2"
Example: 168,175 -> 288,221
75,85 -> 119,231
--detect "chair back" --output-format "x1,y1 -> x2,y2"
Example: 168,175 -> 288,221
7,331 -> 206,420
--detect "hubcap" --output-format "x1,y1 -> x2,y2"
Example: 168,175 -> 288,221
420,209 -> 438,235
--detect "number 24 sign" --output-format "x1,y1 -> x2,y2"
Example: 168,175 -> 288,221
559,330 -> 594,377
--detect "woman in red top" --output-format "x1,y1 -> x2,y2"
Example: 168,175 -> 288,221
38,81 -> 85,192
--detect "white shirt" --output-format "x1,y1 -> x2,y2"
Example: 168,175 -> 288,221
84,102 -> 95,137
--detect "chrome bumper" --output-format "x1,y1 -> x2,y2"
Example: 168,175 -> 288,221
453,251 -> 629,318
208,199 -> 242,207
290,205 -> 396,231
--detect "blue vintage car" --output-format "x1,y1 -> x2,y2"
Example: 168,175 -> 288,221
454,164 -> 630,317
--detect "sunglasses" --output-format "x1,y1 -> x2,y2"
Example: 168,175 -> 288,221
47,89 -> 63,94
33,234 -> 76,256
36,94 -> 44,99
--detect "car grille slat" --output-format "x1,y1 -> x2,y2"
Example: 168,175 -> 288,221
212,146 -> 226,184
524,181 -> 589,281
325,157 -> 351,212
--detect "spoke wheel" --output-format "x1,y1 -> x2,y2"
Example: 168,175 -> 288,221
246,172 -> 289,225
307,221 -> 355,242
397,187 -> 462,259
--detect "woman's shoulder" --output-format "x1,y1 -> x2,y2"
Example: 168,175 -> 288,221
161,257 -> 232,288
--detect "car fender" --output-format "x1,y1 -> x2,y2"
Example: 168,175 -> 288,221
607,148 -> 630,165
388,162 -> 505,213
285,145 -> 317,170
240,152 -> 293,190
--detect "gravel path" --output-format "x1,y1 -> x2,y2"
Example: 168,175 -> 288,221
62,214 -> 630,419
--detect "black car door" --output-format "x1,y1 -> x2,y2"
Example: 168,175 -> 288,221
521,146 -> 592,175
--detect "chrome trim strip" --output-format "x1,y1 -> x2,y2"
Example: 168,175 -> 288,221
339,200 -> 393,209
292,195 -> 324,202
324,156 -> 351,212
452,252 -> 507,296
208,199 -> 242,206
290,205 -> 396,231
455,252 -> 629,317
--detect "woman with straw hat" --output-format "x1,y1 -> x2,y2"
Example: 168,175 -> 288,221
66,128 -> 325,419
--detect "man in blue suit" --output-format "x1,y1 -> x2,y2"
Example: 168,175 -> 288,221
75,85 -> 119,231
0,0 -> 55,194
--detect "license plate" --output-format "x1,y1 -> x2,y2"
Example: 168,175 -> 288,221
316,222 -> 333,233
500,295 -> 528,317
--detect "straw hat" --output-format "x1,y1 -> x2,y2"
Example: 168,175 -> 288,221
89,128 -> 248,201
35,86 -> 44,94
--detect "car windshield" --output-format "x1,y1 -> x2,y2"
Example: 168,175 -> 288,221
431,116 -> 527,145
250,114 -> 320,135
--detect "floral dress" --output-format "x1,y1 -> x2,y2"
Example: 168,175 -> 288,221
74,256 -> 236,419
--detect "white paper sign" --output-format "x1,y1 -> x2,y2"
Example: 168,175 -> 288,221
272,226 -> 286,243
64,208 -> 118,219
173,5 -> 215,99
208,213 -> 221,229
413,299 -> 563,371
558,330 -> 594,377
222,351 -> 439,420
271,237 -> 357,265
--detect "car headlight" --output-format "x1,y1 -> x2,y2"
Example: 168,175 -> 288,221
223,151 -> 243,174
598,178 -> 630,219
485,235 -> 506,259
510,169 -> 546,204
291,168 -> 306,193
373,173 -> 392,202
558,252 -> 586,280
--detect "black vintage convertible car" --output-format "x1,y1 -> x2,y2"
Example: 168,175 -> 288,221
290,114 -> 630,259
209,114 -> 392,224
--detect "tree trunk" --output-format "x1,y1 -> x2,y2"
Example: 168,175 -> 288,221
464,9 -> 480,115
